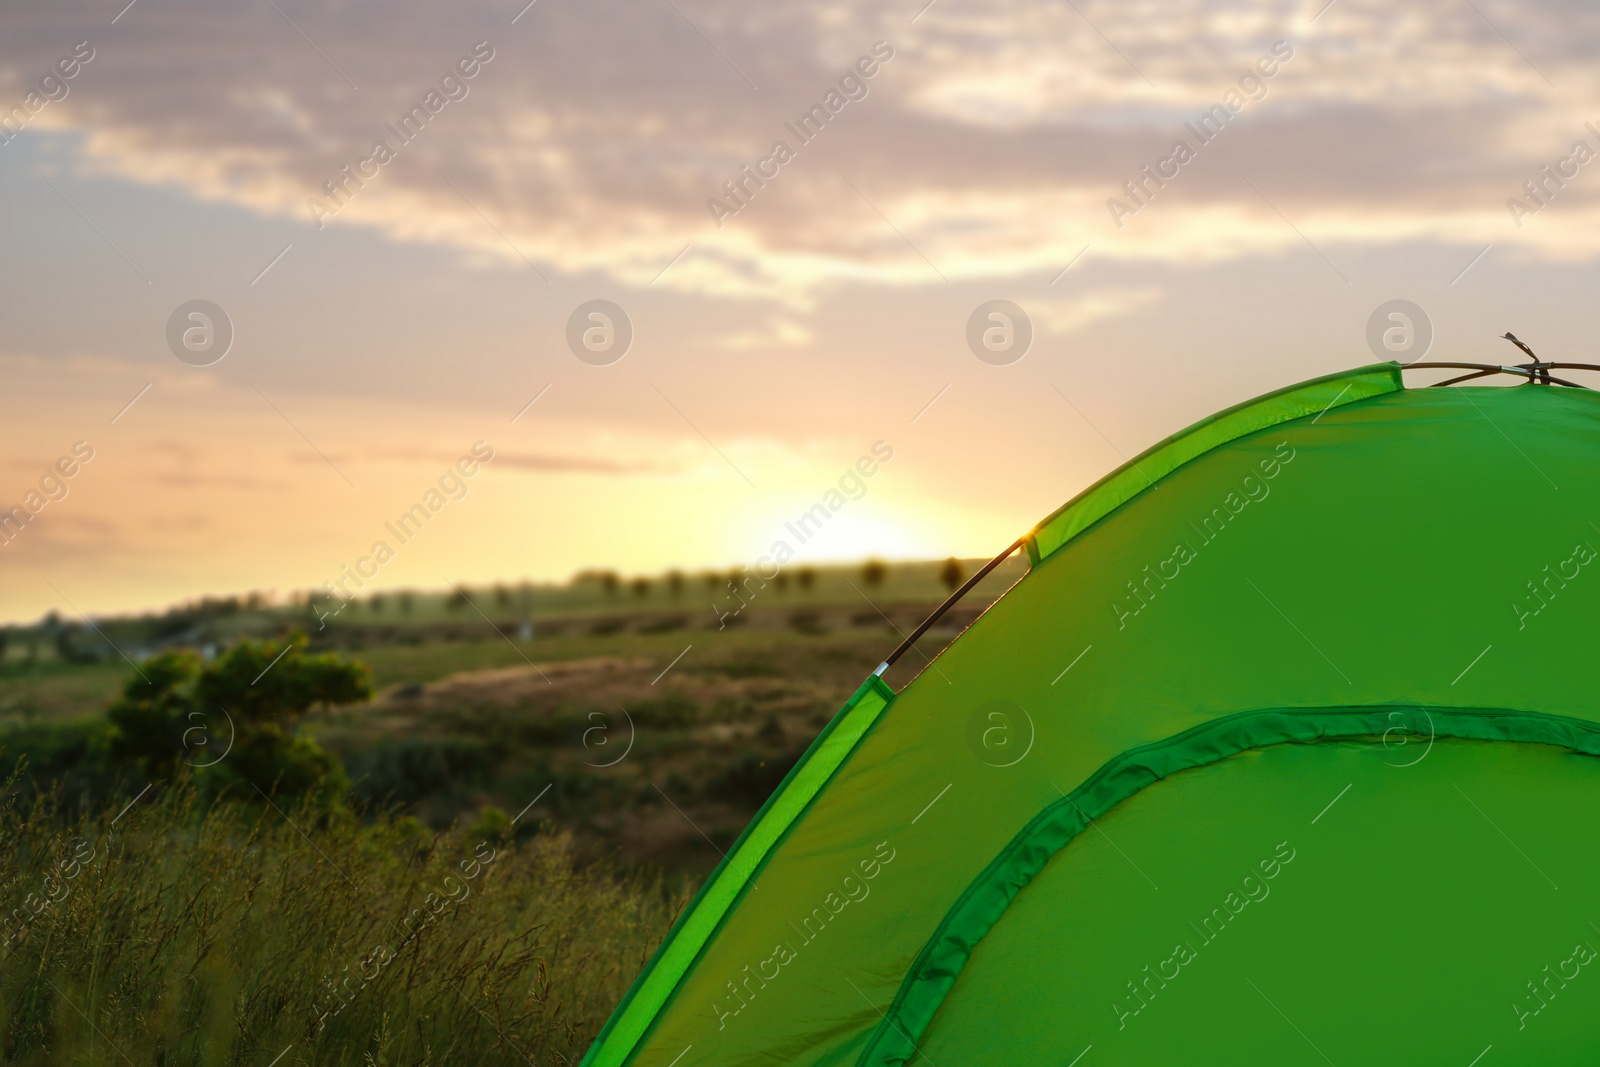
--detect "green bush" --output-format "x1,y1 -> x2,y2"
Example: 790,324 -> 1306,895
106,634 -> 371,807
0,721 -> 127,813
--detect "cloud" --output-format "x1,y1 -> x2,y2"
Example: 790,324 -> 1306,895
4,0 -> 1600,302
716,317 -> 814,348
476,451 -> 681,476
1032,288 -> 1163,335
283,444 -> 680,475
0,511 -> 121,570
150,472 -> 290,491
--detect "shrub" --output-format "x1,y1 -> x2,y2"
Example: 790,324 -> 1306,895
346,737 -> 500,807
106,634 -> 372,806
0,721 -> 131,815
628,691 -> 698,728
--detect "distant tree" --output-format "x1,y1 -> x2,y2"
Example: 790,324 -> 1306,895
493,584 -> 512,610
54,623 -> 101,664
108,633 -> 372,806
631,577 -> 651,599
0,626 -> 9,663
862,560 -> 888,588
199,596 -> 241,618
774,571 -> 790,592
399,591 -> 414,615
447,586 -> 471,612
107,649 -> 200,774
939,557 -> 965,593
195,633 -> 371,725
600,572 -> 620,597
369,593 -> 386,613
703,572 -> 721,592
797,567 -> 816,591
666,570 -> 685,599
308,594 -> 340,627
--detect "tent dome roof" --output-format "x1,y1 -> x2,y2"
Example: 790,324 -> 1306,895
585,363 -> 1600,1067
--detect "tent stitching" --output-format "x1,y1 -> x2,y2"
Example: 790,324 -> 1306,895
856,704 -> 1600,1067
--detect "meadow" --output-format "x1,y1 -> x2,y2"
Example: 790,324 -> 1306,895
0,557 -> 1023,1065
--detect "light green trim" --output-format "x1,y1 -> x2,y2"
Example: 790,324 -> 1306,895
580,674 -> 895,1067
1025,362 -> 1402,564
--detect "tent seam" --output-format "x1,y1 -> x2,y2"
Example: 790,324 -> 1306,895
855,704 -> 1600,1067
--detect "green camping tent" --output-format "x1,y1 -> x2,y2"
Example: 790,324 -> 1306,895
584,360 -> 1600,1067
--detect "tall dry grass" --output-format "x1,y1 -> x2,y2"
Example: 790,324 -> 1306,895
0,778 -> 683,1066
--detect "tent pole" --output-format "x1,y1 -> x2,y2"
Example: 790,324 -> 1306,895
879,355 -> 1600,682
876,536 -> 1027,677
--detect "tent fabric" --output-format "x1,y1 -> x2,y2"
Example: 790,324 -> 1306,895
858,704 -> 1600,1067
910,735 -> 1600,1065
582,363 -> 1600,1067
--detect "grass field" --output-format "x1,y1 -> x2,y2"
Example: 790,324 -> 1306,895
1,784 -> 682,1067
0,557 -> 1026,1064
0,661 -> 128,726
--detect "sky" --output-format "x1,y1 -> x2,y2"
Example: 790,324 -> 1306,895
2,0 -> 1599,623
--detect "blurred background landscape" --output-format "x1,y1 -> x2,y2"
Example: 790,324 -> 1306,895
6,0 -> 1600,1061
0,554 -> 1026,1065
3,556 -> 1022,871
